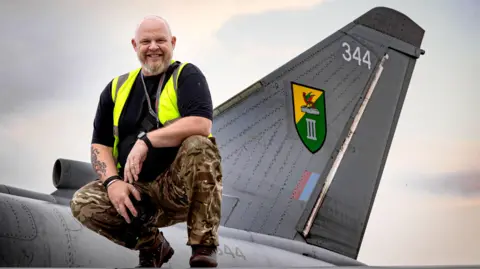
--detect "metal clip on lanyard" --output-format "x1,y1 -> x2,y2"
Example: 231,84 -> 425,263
140,72 -> 166,129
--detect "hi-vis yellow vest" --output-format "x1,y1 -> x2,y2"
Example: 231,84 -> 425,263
110,60 -> 210,168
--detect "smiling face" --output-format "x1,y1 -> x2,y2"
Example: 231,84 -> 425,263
131,16 -> 176,76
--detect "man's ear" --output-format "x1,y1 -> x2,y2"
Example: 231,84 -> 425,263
171,36 -> 176,50
131,38 -> 137,51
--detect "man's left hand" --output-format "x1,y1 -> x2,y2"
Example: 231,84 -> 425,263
124,139 -> 149,183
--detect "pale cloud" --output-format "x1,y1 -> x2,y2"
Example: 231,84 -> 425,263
359,180 -> 480,266
195,41 -> 307,106
384,136 -> 480,174
159,0 -> 326,38
402,171 -> 480,200
0,98 -> 94,194
82,0 -> 327,57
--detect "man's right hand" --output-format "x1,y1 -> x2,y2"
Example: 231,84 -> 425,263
107,180 -> 142,223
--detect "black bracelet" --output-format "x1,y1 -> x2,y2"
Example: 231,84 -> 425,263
141,135 -> 153,150
102,175 -> 122,188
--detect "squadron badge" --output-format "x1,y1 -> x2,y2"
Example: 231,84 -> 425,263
291,82 -> 327,154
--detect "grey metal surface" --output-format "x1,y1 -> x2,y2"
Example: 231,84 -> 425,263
354,6 -> 425,48
0,192 -> 335,267
52,158 -> 98,191
212,6 -> 425,260
298,46 -> 421,258
1,157 -> 366,266
0,158 -> 364,267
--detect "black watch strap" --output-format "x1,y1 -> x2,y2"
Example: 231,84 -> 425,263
102,175 -> 122,188
141,135 -> 153,150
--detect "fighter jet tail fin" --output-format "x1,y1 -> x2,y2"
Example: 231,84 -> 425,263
213,6 -> 425,260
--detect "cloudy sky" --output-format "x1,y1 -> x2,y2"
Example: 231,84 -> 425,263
0,0 -> 478,266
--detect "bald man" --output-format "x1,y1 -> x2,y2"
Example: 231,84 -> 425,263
70,16 -> 222,268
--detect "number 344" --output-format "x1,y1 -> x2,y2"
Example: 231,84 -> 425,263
217,244 -> 246,260
342,42 -> 371,69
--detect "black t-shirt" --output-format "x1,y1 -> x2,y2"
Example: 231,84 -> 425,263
91,62 -> 213,181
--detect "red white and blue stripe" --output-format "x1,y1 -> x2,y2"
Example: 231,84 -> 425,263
291,170 -> 321,201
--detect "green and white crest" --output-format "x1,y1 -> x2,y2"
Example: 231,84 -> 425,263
290,82 -> 327,154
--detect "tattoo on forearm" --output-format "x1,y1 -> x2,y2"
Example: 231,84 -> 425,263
91,146 -> 107,177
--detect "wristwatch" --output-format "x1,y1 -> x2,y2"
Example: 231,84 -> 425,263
137,131 -> 153,150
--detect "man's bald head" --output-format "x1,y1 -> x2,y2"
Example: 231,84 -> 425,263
134,15 -> 172,41
131,15 -> 176,76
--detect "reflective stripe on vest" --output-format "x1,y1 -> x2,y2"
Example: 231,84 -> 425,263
110,60 -> 211,168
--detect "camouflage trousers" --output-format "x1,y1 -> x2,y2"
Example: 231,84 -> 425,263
70,135 -> 223,251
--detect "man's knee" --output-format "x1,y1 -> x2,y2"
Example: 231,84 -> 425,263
178,135 -> 222,184
182,135 -> 214,150
180,135 -> 221,161
70,190 -> 92,224
69,181 -> 109,224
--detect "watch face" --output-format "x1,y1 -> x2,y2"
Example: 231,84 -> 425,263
137,131 -> 146,139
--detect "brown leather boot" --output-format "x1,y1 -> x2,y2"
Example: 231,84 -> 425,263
136,232 -> 175,268
189,245 -> 218,267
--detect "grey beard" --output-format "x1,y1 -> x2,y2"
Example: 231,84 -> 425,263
141,62 -> 165,76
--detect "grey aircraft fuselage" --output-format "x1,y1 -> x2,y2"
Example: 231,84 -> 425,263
0,192 -> 359,267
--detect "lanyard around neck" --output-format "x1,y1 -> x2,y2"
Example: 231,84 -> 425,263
140,71 -> 166,129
